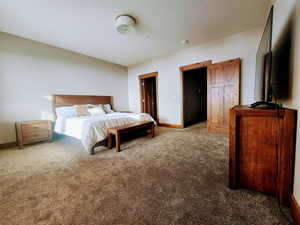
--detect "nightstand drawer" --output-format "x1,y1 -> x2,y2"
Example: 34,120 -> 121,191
23,137 -> 49,144
22,128 -> 49,136
21,122 -> 49,132
23,130 -> 49,142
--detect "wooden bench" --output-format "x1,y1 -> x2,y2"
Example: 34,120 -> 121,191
107,121 -> 155,152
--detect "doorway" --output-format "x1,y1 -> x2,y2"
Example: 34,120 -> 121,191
180,59 -> 240,133
139,72 -> 158,122
181,61 -> 212,128
181,62 -> 211,128
183,67 -> 207,127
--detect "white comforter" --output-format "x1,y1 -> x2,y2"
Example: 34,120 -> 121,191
54,112 -> 154,152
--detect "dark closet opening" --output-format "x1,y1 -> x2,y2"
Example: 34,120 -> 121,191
183,67 -> 207,127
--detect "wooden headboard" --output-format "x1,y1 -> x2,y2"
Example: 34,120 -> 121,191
52,95 -> 113,117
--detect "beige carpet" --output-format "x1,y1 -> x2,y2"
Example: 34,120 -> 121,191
0,123 -> 290,225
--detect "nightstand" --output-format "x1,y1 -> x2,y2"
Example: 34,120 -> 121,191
15,120 -> 52,149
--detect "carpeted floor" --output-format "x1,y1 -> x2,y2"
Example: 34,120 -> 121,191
0,123 -> 291,225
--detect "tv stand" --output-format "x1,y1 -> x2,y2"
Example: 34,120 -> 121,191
249,101 -> 279,109
229,105 -> 296,206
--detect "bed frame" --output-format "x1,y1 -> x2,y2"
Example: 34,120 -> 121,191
52,95 -> 113,154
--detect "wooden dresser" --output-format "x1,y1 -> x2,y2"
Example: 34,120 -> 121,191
229,105 -> 296,206
15,120 -> 52,149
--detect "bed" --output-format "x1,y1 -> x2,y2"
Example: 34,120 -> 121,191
53,95 -> 154,154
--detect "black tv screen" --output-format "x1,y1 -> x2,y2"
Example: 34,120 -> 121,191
254,6 -> 273,102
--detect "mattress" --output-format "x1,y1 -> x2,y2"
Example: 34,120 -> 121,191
54,112 -> 154,153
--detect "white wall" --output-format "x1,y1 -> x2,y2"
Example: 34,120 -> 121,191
293,0 -> 300,205
128,28 -> 262,125
271,0 -> 300,204
0,32 -> 128,144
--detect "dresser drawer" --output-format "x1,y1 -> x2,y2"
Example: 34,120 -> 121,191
21,122 -> 49,132
23,137 -> 49,144
23,130 -> 50,142
22,128 -> 49,136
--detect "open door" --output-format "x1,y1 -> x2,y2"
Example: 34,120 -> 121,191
139,72 -> 158,121
207,58 -> 240,134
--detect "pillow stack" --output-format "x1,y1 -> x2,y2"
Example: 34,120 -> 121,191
56,104 -> 115,117
74,104 -> 114,116
88,105 -> 106,116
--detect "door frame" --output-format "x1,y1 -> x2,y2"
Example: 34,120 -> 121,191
180,60 -> 212,128
139,72 -> 159,122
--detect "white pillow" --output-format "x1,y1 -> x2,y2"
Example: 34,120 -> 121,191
55,106 -> 76,118
103,104 -> 114,114
88,106 -> 106,116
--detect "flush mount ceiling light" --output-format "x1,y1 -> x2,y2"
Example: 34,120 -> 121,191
115,14 -> 137,34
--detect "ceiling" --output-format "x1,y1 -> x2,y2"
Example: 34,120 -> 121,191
0,0 -> 271,67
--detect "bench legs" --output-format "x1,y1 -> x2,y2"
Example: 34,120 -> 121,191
108,134 -> 113,149
90,148 -> 95,155
115,131 -> 121,152
107,132 -> 120,152
151,124 -> 155,137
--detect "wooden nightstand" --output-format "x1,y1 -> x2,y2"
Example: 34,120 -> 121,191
15,120 -> 52,149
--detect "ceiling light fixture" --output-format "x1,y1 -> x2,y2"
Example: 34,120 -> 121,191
115,14 -> 137,34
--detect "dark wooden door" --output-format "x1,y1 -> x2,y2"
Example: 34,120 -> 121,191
140,74 -> 158,121
207,58 -> 240,133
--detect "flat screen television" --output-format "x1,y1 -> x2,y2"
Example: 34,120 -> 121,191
251,6 -> 277,108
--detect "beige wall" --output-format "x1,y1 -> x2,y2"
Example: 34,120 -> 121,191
294,0 -> 300,203
271,0 -> 300,202
128,28 -> 262,125
0,32 -> 128,144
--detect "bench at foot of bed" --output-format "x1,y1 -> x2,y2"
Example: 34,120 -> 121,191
107,121 -> 155,152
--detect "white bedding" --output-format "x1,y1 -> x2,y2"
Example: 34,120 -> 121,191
54,112 -> 154,153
